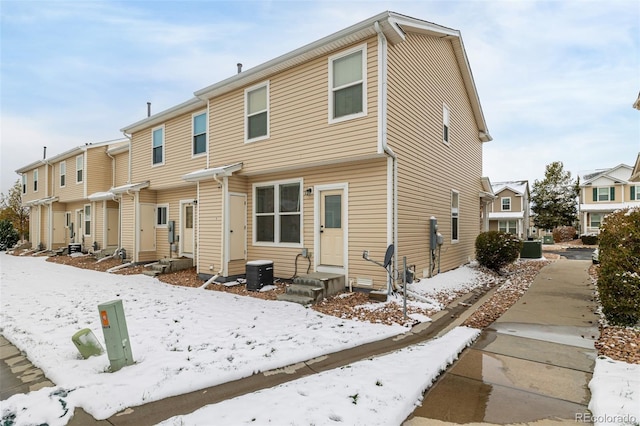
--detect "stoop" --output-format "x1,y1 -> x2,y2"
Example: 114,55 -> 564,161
276,272 -> 345,305
142,257 -> 193,277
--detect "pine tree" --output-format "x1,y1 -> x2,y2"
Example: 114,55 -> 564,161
531,162 -> 579,231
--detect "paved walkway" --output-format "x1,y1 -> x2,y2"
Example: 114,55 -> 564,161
405,259 -> 599,425
0,335 -> 54,400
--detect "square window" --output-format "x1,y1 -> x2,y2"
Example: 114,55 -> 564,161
254,181 -> 301,245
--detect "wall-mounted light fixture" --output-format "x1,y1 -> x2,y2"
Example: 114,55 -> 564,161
305,187 -> 313,196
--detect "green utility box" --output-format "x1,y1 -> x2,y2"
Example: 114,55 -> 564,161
542,235 -> 555,244
520,240 -> 542,259
71,328 -> 104,359
98,299 -> 134,372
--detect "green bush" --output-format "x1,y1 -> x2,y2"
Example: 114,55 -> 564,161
597,208 -> 640,326
552,226 -> 576,243
580,234 -> 598,245
0,219 -> 19,250
475,231 -> 523,272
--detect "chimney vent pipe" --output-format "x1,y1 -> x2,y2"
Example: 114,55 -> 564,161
237,63 -> 242,74
147,102 -> 151,117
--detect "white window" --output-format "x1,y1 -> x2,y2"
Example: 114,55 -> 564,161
76,154 -> 84,183
631,186 -> 640,201
443,103 -> 450,145
60,161 -> 66,187
329,44 -> 366,122
594,187 -> 614,202
156,205 -> 168,227
245,82 -> 269,142
501,197 -> 511,211
84,205 -> 91,236
254,180 -> 302,246
498,220 -> 517,234
192,112 -> 207,156
152,126 -> 164,165
22,174 -> 27,194
451,190 -> 459,242
590,213 -> 603,228
33,169 -> 38,192
65,212 -> 71,227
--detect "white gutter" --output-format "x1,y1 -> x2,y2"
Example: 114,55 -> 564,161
374,21 -> 398,292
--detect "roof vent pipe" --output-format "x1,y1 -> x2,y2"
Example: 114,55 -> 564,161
147,102 -> 151,117
237,63 -> 242,74
43,146 -> 47,159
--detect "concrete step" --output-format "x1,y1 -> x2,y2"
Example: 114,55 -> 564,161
158,257 -> 193,273
275,293 -> 316,305
293,273 -> 345,298
142,270 -> 161,277
285,284 -> 324,301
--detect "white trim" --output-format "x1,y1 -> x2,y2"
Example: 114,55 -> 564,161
179,199 -> 196,258
75,154 -> 84,184
451,189 -> 459,243
156,203 -> 169,228
314,182 -> 349,275
151,124 -> 165,167
22,174 -> 27,195
244,81 -> 270,143
191,109 -> 207,158
225,192 -> 248,267
328,43 -> 367,124
59,161 -> 66,188
252,178 -> 303,248
83,204 -> 91,237
442,103 -> 450,146
501,196 -> 511,211
33,169 -> 39,193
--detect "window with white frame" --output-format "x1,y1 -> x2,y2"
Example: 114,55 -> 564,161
65,212 -> 71,228
594,186 -> 614,202
329,45 -> 366,122
156,205 -> 168,227
451,190 -> 459,242
152,126 -> 164,165
254,180 -> 301,245
498,220 -> 517,234
22,174 -> 27,194
590,213 -> 603,228
33,169 -> 38,192
245,82 -> 269,142
76,154 -> 84,183
60,161 -> 66,187
84,205 -> 91,236
192,112 -> 206,155
630,185 -> 639,201
443,103 -> 450,145
501,197 -> 511,211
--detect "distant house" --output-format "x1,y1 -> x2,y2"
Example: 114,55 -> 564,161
487,181 -> 530,239
16,140 -> 129,252
578,163 -> 640,235
115,11 -> 494,290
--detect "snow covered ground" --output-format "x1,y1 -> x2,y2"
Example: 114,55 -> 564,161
1,253 -> 638,426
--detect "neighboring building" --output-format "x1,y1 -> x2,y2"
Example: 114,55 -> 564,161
578,163 -> 640,235
16,139 -> 129,253
487,181 -> 530,239
115,11 -> 493,290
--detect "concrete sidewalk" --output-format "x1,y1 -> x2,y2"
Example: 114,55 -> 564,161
406,259 -> 599,425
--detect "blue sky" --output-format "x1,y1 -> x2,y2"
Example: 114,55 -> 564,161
1,0 -> 639,193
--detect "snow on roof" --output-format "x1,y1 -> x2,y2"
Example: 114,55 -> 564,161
579,202 -> 640,213
491,180 -> 528,196
488,211 -> 525,220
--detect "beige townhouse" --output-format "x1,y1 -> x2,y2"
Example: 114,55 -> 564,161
578,161 -> 640,235
116,11 -> 493,291
487,180 -> 530,239
16,139 -> 129,253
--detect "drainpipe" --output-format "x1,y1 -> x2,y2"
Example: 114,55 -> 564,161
374,21 -> 398,290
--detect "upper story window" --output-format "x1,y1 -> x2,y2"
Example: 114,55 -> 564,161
451,190 -> 459,242
22,174 -> 27,194
501,197 -> 511,211
593,186 -> 614,202
76,154 -> 84,184
152,126 -> 164,165
329,44 -> 366,123
245,82 -> 269,142
443,103 -> 450,145
59,161 -> 66,187
33,169 -> 38,192
254,180 -> 302,246
630,185 -> 639,201
192,112 -> 207,156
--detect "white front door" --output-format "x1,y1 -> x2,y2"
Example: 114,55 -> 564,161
139,203 -> 156,252
74,209 -> 83,243
229,194 -> 246,261
53,211 -> 66,245
320,189 -> 344,267
181,202 -> 194,258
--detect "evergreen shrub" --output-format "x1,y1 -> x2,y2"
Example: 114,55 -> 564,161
597,208 -> 640,326
475,231 -> 523,272
581,234 -> 599,245
552,226 -> 576,243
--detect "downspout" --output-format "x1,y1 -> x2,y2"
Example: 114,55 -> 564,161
201,173 -> 224,289
105,147 -> 116,188
374,21 -> 398,290
206,99 -> 211,169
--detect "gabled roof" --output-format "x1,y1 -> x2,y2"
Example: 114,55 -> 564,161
121,97 -> 206,134
491,180 -> 529,196
579,164 -> 632,186
121,11 -> 491,141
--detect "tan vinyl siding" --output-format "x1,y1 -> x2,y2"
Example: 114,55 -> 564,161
120,196 -> 135,261
131,111 -> 207,190
114,152 -> 129,187
209,38 -> 379,174
198,180 -> 224,275
21,164 -> 48,204
387,33 -> 484,277
492,189 -> 522,212
155,186 -> 197,259
55,156 -> 85,202
86,148 -> 112,196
